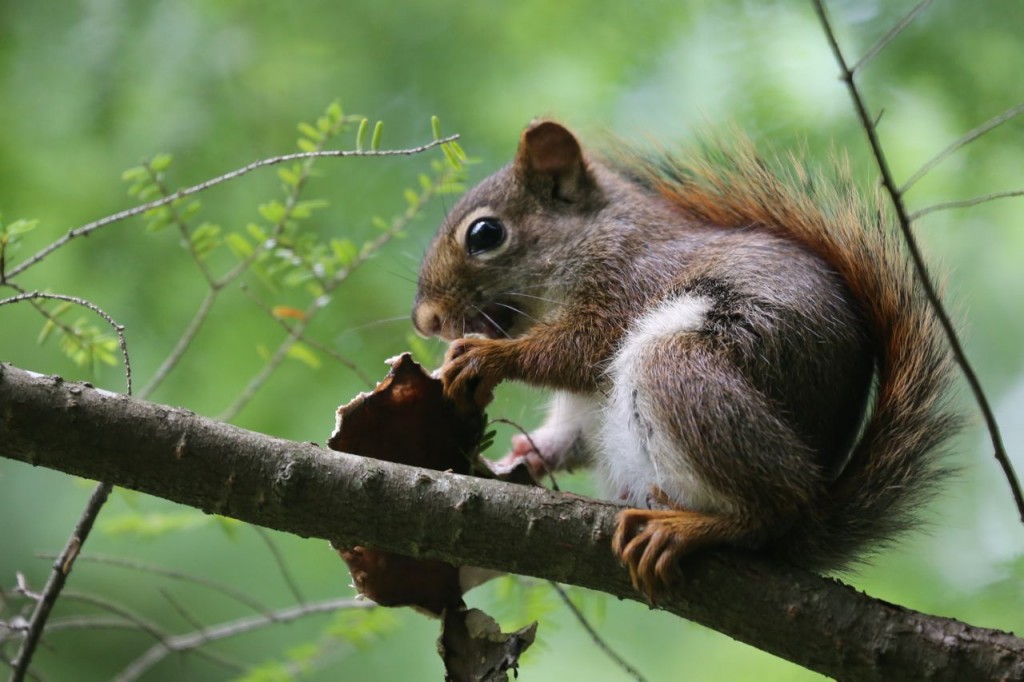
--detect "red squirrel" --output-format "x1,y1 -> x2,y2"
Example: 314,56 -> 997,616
412,120 -> 957,597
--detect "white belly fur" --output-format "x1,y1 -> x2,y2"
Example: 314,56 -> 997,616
593,294 -> 728,512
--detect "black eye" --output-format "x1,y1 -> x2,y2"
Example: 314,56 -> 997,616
465,218 -> 506,256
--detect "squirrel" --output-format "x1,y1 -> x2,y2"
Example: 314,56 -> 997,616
412,120 -> 958,598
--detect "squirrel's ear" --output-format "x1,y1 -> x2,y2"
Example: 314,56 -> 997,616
515,120 -> 593,201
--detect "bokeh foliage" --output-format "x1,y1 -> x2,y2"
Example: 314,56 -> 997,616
1,1 -> 1022,680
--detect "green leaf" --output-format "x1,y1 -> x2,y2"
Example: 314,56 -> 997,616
121,165 -> 148,182
290,199 -> 328,219
100,511 -> 210,538
297,137 -> 318,153
258,201 -> 287,223
226,232 -> 253,258
232,661 -> 291,682
36,318 -> 57,344
330,238 -> 358,267
431,115 -> 442,140
0,219 -> 38,251
371,120 -> 383,151
450,141 -> 468,161
297,121 -> 322,141
126,180 -> 149,198
355,117 -> 368,152
136,184 -> 162,202
277,166 -> 301,187
441,143 -> 460,169
326,100 -> 344,123
149,153 -> 173,172
191,222 -> 222,259
214,516 -> 242,539
246,222 -> 268,242
327,609 -> 398,649
180,200 -> 202,220
286,342 -> 321,369
403,188 -> 420,208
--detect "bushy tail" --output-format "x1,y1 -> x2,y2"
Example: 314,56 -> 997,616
617,139 -> 960,569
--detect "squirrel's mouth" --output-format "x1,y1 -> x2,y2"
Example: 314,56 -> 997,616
467,300 -> 520,339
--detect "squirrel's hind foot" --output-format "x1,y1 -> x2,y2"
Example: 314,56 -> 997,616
612,503 -> 752,602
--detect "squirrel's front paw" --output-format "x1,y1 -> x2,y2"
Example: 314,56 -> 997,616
440,337 -> 503,411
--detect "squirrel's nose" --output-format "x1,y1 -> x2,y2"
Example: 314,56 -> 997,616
412,301 -> 443,338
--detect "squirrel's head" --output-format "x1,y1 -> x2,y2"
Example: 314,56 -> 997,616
413,120 -> 605,341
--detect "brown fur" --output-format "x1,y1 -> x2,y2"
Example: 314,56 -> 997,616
414,121 -> 957,598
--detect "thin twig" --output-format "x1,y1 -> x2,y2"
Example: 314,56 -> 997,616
0,654 -> 43,682
1,292 -> 132,681
0,292 -> 131,394
549,582 -> 647,682
489,417 -> 561,491
900,101 -> 1024,193
241,285 -> 375,388
852,0 -> 933,73
0,281 -> 82,343
44,616 -> 148,633
910,188 -> 1024,220
113,598 -> 370,682
159,589 -> 207,633
218,162 -> 458,421
35,553 -> 275,619
8,483 -> 113,682
140,117 -> 355,399
5,136 -> 459,281
56,590 -> 243,674
251,527 -> 306,605
810,0 -> 1024,522
138,288 -> 216,400
144,161 -> 216,287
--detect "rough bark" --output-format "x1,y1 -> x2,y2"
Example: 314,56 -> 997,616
1,362 -> 1021,681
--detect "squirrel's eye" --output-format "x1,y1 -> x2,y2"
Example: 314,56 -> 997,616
465,218 -> 506,256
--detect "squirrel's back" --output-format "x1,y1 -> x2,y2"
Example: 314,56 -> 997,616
612,139 -> 959,569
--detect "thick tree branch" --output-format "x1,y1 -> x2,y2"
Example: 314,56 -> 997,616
1,363 -> 1022,681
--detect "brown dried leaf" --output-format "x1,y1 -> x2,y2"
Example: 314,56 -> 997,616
327,353 -> 486,616
439,607 -> 537,682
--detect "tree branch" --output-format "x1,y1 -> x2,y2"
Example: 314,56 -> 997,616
1,363 -> 1022,681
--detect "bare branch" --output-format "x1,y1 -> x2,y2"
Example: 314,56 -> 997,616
40,554 -> 276,618
810,0 -> 1024,524
0,290 -> 135,681
241,285 -> 374,388
252,527 -> 307,605
550,583 -> 646,682
114,597 -> 370,682
8,483 -> 112,682
852,0 -> 933,73
0,292 -> 131,394
901,102 -> 1024,193
4,136 -> 459,281
138,289 -> 216,400
910,188 -> 1024,220
57,590 -> 243,674
2,363 -> 1022,680
218,162 -> 458,421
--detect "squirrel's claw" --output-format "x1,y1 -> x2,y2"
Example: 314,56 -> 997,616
613,509 -> 691,602
440,337 -> 500,411
613,504 -> 737,602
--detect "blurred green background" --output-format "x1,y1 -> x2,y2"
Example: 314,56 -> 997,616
1,1 -> 1023,680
